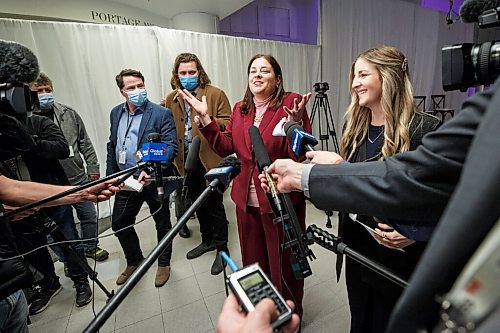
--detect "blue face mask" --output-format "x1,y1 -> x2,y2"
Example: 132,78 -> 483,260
179,76 -> 199,91
38,93 -> 54,110
127,88 -> 147,107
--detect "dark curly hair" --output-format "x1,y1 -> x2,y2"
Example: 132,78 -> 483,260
170,53 -> 211,89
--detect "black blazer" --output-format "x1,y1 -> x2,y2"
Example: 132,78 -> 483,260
304,82 -> 498,332
307,86 -> 494,221
338,112 -> 440,283
387,83 -> 500,332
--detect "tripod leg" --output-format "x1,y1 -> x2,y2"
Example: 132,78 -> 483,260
310,97 -> 319,124
324,98 -> 340,153
315,97 -> 326,151
325,210 -> 333,229
45,222 -> 114,299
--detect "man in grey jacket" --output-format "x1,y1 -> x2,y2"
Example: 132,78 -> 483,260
30,73 -> 109,261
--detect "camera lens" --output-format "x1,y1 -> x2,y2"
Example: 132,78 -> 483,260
472,41 -> 500,87
442,41 -> 500,91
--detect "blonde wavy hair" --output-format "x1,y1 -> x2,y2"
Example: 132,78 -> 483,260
341,46 -> 421,160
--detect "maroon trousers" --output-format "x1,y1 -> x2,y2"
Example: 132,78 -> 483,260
235,203 -> 306,316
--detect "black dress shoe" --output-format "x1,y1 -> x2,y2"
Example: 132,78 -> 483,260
179,225 -> 191,238
186,242 -> 216,260
211,251 -> 228,275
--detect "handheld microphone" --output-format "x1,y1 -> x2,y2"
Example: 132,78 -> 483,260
182,136 -> 201,199
204,156 -> 241,193
248,126 -> 283,214
284,121 -> 318,157
142,133 -> 168,201
460,0 -> 500,22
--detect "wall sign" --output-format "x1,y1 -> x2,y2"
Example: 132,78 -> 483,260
91,11 -> 154,26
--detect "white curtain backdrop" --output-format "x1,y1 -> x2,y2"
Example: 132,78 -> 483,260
320,0 -> 474,146
0,18 -> 320,216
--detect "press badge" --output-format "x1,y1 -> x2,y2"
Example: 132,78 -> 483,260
69,146 -> 75,157
119,150 -> 127,164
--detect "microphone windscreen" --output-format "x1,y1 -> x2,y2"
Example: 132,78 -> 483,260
185,136 -> 201,172
248,125 -> 271,172
217,155 -> 242,180
147,132 -> 161,142
0,40 -> 40,85
284,121 -> 304,140
460,0 -> 500,22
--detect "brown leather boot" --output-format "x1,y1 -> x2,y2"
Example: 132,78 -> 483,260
116,265 -> 139,285
155,266 -> 171,287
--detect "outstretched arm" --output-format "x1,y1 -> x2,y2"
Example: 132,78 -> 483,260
0,175 -> 121,208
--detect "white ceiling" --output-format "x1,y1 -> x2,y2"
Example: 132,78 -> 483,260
108,0 -> 254,20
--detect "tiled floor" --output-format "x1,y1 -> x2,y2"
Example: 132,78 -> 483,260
29,191 -> 350,332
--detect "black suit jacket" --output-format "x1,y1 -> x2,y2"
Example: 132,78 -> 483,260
307,82 -> 499,332
308,86 -> 494,222
387,85 -> 500,332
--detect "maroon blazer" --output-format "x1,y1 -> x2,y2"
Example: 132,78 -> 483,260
200,92 -> 312,214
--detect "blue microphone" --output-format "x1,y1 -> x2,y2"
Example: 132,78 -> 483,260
141,142 -> 168,162
284,121 -> 318,157
204,156 -> 241,194
205,166 -> 234,194
142,133 -> 168,201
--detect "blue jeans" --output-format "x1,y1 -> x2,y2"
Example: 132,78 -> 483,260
46,205 -> 88,282
0,290 -> 29,333
71,201 -> 98,252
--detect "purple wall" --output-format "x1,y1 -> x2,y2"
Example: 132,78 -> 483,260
421,0 -> 464,14
220,0 -> 464,45
219,0 -> 318,45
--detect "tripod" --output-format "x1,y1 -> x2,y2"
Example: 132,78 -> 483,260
310,88 -> 340,153
310,84 -> 339,228
43,216 -> 114,299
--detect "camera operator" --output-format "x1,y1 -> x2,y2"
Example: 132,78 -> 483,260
2,109 -> 95,313
1,39 -> 121,332
0,173 -> 121,332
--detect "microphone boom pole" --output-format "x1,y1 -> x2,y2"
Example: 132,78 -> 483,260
307,224 -> 408,288
1,162 -> 148,219
83,178 -> 221,333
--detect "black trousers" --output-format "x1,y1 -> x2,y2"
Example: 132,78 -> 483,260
111,186 -> 172,266
175,159 -> 228,249
14,223 -> 59,289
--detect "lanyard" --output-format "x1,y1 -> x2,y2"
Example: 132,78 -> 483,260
121,112 -> 134,148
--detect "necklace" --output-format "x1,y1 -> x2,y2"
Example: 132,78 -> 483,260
254,112 -> 265,123
367,127 -> 384,144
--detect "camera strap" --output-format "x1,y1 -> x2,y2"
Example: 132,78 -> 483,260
0,156 -> 31,181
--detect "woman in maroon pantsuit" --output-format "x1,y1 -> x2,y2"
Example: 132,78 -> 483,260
179,54 -> 312,318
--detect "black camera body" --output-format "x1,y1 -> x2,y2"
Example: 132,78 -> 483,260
313,82 -> 329,94
442,7 -> 500,91
0,83 -> 39,115
0,84 -> 40,162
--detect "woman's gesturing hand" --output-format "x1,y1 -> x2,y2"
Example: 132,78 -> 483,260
178,89 -> 212,126
283,92 -> 312,123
